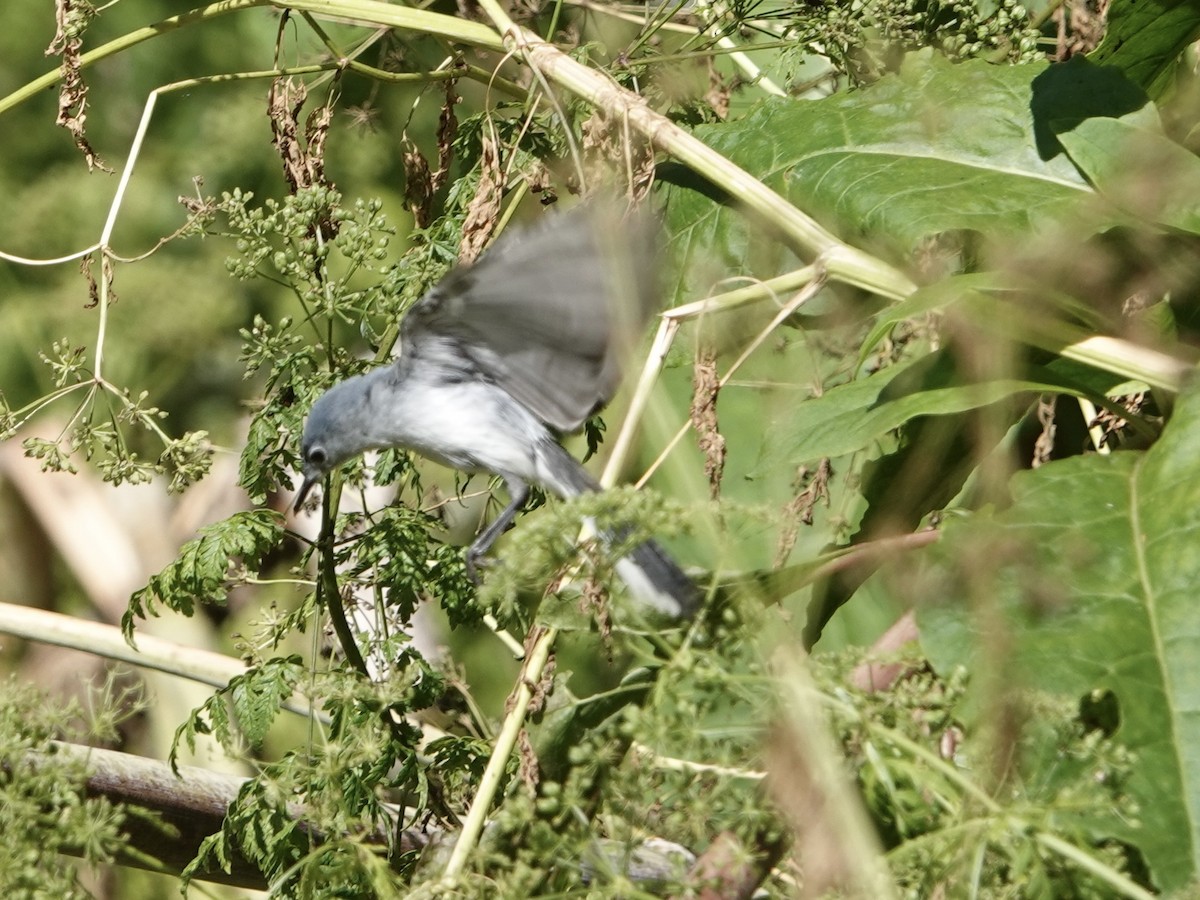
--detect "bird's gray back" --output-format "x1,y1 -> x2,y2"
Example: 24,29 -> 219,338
398,202 -> 660,433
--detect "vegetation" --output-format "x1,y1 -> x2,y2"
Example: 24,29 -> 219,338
1,0 -> 1198,896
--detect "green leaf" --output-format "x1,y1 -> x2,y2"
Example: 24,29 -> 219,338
1057,113 -> 1200,234
337,505 -> 475,625
1091,0 -> 1200,100
664,53 -> 1111,284
239,393 -> 305,505
918,379 -> 1200,890
857,273 -> 1010,367
224,777 -> 306,881
124,509 -> 286,639
531,668 -> 656,782
758,349 -> 1088,471
230,657 -> 304,746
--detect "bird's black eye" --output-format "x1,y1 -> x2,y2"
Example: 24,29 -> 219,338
307,446 -> 327,466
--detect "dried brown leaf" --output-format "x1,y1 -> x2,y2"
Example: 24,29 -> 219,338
1054,0 -> 1108,60
690,346 -> 726,500
1090,390 -> 1148,449
774,459 -> 832,567
581,109 -> 655,202
46,0 -> 109,172
582,112 -> 613,166
508,628 -> 554,720
304,103 -> 333,184
402,138 -> 434,229
267,78 -> 337,237
523,160 -> 556,204
577,544 -> 613,652
704,58 -> 732,121
629,134 -> 657,203
268,78 -> 306,192
78,255 -> 116,311
518,727 -> 540,792
527,651 -> 555,716
432,81 -> 459,196
268,79 -> 334,196
80,255 -> 100,310
458,137 -> 504,264
1031,394 -> 1057,468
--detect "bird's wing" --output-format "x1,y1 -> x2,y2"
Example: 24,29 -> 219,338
399,202 -> 660,433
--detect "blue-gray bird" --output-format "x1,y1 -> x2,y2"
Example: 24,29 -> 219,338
293,202 -> 697,619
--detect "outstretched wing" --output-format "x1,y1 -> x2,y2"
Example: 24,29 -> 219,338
398,202 -> 660,433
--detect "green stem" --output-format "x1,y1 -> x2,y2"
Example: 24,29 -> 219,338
1034,832 -> 1156,900
621,40 -> 797,69
828,690 -> 1155,900
2,0 -> 507,117
0,0 -> 273,115
273,0 -> 504,51
441,625 -> 559,880
318,481 -> 370,677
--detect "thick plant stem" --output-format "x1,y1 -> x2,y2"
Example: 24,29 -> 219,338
318,482 -> 370,678
273,0 -> 505,51
472,0 -> 918,302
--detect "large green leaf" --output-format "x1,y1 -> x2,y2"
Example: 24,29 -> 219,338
757,348 -> 1100,471
918,381 -> 1200,890
662,53 -> 1130,291
1091,0 -> 1200,100
1058,113 -> 1200,235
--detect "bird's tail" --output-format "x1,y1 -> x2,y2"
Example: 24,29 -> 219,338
536,439 -> 699,619
612,533 -> 700,619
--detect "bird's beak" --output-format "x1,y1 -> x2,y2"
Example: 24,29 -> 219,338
294,473 -> 320,513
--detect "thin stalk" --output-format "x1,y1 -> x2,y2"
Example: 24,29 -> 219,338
1058,335 -> 1190,394
637,269 -> 825,487
441,209 -> 680,879
440,624 -> 558,880
273,0 -> 505,51
691,0 -> 786,95
606,316 -> 680,485
620,40 -> 797,69
1034,833 -> 1156,900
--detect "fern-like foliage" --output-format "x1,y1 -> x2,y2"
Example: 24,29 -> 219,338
123,509 -> 285,638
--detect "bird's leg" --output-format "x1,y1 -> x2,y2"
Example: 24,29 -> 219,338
465,481 -> 530,583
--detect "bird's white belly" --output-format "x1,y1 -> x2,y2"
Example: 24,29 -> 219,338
386,379 -> 547,483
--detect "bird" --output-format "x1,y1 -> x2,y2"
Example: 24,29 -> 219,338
293,201 -> 698,619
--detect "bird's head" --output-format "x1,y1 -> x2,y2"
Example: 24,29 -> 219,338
294,374 -> 374,512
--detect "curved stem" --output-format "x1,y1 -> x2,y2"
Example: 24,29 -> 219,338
275,0 -> 505,52
1,0 -> 507,115
318,482 -> 370,678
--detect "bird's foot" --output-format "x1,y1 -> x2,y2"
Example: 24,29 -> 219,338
464,548 -> 493,585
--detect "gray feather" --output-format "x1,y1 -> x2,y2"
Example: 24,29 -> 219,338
398,203 -> 659,432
